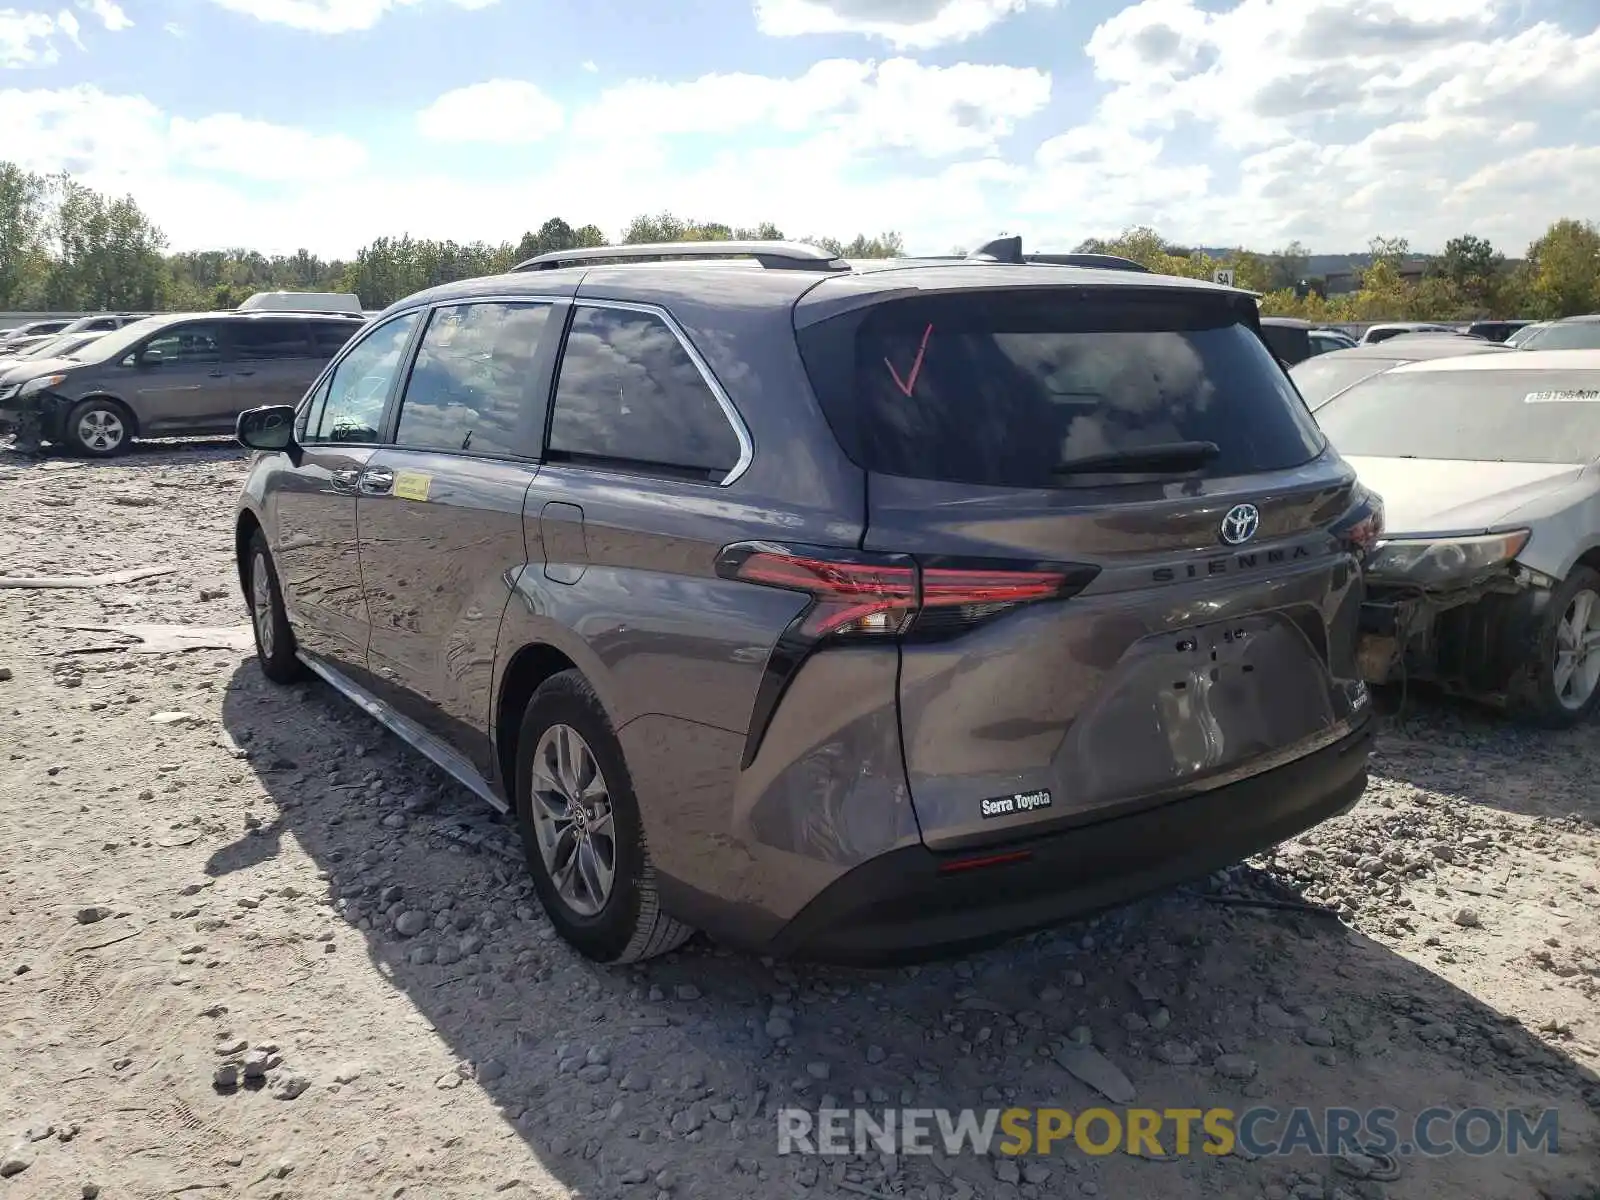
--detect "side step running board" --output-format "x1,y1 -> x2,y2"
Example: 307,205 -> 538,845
295,652 -> 509,814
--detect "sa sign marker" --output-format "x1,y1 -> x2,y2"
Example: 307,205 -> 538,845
1213,268 -> 1236,287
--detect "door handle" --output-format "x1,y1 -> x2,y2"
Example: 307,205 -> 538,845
358,467 -> 394,496
208,370 -> 227,378
330,468 -> 360,494
235,369 -> 256,377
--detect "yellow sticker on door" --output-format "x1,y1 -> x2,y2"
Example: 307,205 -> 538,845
392,471 -> 432,502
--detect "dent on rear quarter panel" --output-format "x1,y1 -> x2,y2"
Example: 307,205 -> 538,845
618,646 -> 919,948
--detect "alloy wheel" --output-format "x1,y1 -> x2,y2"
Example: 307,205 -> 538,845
529,723 -> 616,917
250,550 -> 275,660
1554,587 -> 1600,710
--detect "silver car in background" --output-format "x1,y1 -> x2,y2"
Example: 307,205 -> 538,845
1317,349 -> 1600,724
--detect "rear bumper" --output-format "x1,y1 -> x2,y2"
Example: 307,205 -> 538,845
768,715 -> 1373,962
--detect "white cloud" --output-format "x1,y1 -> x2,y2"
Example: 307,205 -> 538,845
753,0 -> 1057,48
1,0 -> 126,67
581,59 -> 597,72
55,8 -> 81,46
4,1 -> 1600,261
1041,0 -> 1600,249
78,0 -> 131,30
169,114 -> 369,180
417,79 -> 564,143
525,58 -> 1048,156
204,0 -> 498,34
1,9 -> 64,66
0,85 -> 367,183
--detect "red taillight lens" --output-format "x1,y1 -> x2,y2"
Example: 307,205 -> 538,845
731,550 -> 918,637
717,543 -> 1097,641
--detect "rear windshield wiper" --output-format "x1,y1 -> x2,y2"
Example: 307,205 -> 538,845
1050,440 -> 1221,476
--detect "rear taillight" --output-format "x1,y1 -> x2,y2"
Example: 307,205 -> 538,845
723,549 -> 918,637
721,542 -> 1098,769
716,542 -> 1098,641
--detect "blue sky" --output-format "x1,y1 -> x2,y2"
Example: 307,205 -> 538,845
3,0 -> 1598,257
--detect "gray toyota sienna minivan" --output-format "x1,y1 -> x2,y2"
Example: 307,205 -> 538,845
232,239 -> 1382,964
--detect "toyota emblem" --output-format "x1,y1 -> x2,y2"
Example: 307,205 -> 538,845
1219,503 -> 1261,546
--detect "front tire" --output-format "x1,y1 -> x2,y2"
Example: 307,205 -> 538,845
65,398 -> 132,457
1508,566 -> 1600,727
514,670 -> 692,963
245,531 -> 306,684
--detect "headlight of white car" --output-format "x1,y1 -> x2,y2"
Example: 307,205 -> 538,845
1366,530 -> 1530,586
17,373 -> 67,397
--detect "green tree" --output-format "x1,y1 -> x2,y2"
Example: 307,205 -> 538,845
1523,218 -> 1600,318
1440,234 -> 1498,286
1348,258 -> 1413,321
45,179 -> 167,309
1264,241 -> 1311,292
0,163 -> 53,307
809,231 -> 904,258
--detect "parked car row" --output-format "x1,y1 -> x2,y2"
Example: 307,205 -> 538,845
0,300 -> 365,455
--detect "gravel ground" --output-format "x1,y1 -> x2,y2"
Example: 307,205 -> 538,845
2,439 -> 1599,1200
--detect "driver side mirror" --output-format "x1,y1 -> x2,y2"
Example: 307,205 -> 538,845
138,348 -> 164,367
237,404 -> 298,454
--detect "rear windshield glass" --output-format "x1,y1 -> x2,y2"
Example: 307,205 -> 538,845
1290,355 -> 1398,409
798,290 -> 1325,488
1316,368 -> 1600,463
1520,323 -> 1600,351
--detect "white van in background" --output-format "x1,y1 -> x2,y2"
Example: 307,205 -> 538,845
237,291 -> 364,316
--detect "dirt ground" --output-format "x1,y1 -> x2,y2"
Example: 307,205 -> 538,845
1,439 -> 1598,1200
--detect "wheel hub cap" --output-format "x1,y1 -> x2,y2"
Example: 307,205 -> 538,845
79,409 -> 124,451
529,724 -> 615,917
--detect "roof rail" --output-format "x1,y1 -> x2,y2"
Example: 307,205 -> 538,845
961,236 -> 1151,273
512,240 -> 849,273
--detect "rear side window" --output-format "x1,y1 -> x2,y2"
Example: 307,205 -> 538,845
140,323 -> 222,364
311,321 -> 361,354
395,301 -> 552,456
798,290 -> 1326,488
547,305 -> 742,481
231,319 -> 311,360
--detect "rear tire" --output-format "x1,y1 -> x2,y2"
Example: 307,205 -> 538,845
65,397 -> 133,457
1507,566 -> 1600,728
514,670 -> 693,963
245,531 -> 306,685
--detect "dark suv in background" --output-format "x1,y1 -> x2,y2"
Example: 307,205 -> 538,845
234,239 -> 1381,964
0,310 -> 364,455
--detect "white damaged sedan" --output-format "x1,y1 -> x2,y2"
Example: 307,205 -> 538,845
1315,349 -> 1600,725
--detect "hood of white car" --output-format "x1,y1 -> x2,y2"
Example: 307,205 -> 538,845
1343,456 -> 1589,537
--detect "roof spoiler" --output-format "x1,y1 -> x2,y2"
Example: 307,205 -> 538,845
961,236 -> 1152,273
512,240 -> 849,273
